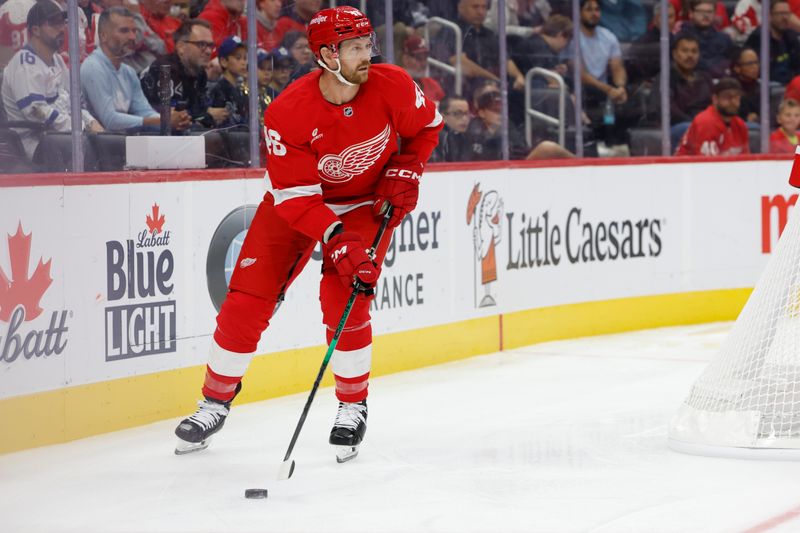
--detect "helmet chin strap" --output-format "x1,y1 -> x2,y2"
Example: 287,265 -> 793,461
317,57 -> 356,87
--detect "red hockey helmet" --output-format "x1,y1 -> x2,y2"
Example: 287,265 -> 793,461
307,6 -> 375,60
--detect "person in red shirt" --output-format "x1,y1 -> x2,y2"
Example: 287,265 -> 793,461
400,35 -> 445,105
675,77 -> 750,156
255,0 -> 281,50
198,0 -> 247,49
139,0 -> 180,53
274,0 -> 320,43
770,98 -> 800,153
174,6 -> 443,462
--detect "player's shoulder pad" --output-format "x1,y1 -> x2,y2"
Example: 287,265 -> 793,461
368,63 -> 415,89
264,70 -> 322,143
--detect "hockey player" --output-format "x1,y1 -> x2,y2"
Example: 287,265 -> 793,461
175,6 -> 443,462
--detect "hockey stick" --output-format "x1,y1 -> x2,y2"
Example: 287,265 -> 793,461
276,206 -> 393,481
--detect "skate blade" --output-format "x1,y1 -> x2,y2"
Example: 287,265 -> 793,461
174,437 -> 210,455
334,445 -> 359,464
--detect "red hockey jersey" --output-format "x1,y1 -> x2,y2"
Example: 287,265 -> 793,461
263,64 -> 443,241
675,105 -> 750,156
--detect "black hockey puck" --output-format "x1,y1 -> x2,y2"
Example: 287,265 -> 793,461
244,488 -> 269,499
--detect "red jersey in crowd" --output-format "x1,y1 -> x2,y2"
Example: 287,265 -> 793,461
140,4 -> 181,53
675,105 -> 750,156
274,13 -> 306,45
263,63 -> 443,240
199,0 -> 247,51
770,128 -> 798,154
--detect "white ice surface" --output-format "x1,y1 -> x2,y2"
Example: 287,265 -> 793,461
4,323 -> 800,533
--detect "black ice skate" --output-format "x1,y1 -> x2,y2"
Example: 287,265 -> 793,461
174,383 -> 241,455
329,399 -> 367,463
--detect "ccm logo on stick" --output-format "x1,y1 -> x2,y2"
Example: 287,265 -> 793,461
385,168 -> 420,180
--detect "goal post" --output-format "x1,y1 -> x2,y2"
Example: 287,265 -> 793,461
669,155 -> 800,459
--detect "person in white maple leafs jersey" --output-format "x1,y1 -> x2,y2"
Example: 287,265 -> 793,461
174,5 -> 443,460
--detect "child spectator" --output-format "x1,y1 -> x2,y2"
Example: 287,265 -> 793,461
770,98 -> 800,153
209,35 -> 248,126
256,48 -> 276,121
431,96 -> 473,162
268,45 -> 293,96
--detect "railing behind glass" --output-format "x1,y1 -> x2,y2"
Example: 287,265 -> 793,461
424,17 -> 463,97
525,68 -> 566,148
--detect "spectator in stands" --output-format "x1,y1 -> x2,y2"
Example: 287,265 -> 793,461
257,48 -> 276,120
140,18 -> 229,129
81,7 -> 190,132
467,89 -> 529,160
731,47 -> 760,124
510,14 -> 572,84
671,0 -> 730,30
745,0 -> 800,85
627,3 -> 676,85
675,77 -> 749,155
255,0 -> 281,51
208,35 -> 248,127
431,95 -> 473,162
199,0 -> 246,49
281,30 -> 313,68
485,0 -> 551,37
430,0 -> 527,97
770,98 -> 800,152
575,0 -> 629,147
467,88 -> 574,159
139,0 -> 180,54
676,0 -> 734,78
400,35 -> 445,104
648,34 -> 713,147
599,0 -> 647,42
1,0 -> 89,69
274,0 -> 320,43
1,0 -> 102,165
267,45 -> 292,96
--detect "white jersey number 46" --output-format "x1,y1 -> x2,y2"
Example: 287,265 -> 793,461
264,127 -> 287,156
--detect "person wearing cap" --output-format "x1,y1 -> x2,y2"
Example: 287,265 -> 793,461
675,77 -> 750,156
140,18 -> 230,129
81,6 -> 191,132
1,0 -> 102,167
208,35 -> 249,127
267,45 -> 294,95
0,0 -> 89,69
400,35 -> 444,105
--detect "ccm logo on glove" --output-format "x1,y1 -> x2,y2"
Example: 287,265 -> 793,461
384,168 -> 421,181
325,231 -> 380,288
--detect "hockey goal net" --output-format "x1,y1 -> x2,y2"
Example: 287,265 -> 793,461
669,193 -> 800,459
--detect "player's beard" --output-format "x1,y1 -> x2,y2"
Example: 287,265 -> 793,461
342,60 -> 370,84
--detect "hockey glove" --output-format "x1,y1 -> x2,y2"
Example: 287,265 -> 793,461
373,157 -> 423,228
325,231 -> 380,289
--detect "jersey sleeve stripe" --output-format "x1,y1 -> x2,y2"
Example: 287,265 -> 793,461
16,93 -> 47,110
426,109 -> 443,128
44,109 -> 58,126
272,184 -> 323,205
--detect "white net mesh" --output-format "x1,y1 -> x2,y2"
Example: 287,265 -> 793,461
670,201 -> 800,452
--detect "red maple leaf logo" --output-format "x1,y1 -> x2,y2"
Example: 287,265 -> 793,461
146,203 -> 166,234
0,223 -> 53,322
